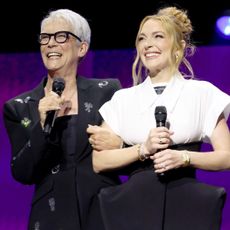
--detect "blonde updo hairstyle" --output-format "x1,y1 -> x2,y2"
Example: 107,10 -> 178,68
132,6 -> 195,85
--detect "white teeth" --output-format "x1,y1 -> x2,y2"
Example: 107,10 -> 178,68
47,52 -> 61,58
145,52 -> 159,57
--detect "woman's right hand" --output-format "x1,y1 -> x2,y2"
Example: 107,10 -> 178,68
144,127 -> 174,154
38,91 -> 63,127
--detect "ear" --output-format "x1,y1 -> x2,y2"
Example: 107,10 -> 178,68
181,40 -> 186,49
78,42 -> 89,58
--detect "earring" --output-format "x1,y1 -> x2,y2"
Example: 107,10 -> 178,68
175,54 -> 179,63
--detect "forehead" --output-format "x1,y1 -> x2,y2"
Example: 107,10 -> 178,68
140,19 -> 165,34
41,18 -> 72,33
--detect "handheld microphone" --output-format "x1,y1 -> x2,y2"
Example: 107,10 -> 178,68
44,77 -> 65,135
155,106 -> 167,176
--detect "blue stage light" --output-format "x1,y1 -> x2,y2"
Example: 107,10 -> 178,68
216,10 -> 230,39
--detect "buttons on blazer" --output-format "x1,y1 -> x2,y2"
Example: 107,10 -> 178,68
51,164 -> 60,174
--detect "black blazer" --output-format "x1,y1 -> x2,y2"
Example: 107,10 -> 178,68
3,75 -> 122,230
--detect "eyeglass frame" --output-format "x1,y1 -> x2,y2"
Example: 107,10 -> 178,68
38,31 -> 82,45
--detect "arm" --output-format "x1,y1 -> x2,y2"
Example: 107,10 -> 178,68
87,122 -> 173,173
152,114 -> 230,174
3,94 -> 63,184
190,114 -> 230,170
87,123 -> 138,172
4,102 -> 48,184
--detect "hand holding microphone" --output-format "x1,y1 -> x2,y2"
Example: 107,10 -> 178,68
150,106 -> 173,175
144,106 -> 170,153
39,77 -> 65,134
154,106 -> 167,175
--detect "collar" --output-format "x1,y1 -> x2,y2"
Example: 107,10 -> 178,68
137,73 -> 186,114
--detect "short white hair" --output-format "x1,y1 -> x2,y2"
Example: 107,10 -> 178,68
41,9 -> 91,45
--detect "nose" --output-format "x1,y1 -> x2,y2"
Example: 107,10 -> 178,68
47,35 -> 57,46
144,38 -> 153,49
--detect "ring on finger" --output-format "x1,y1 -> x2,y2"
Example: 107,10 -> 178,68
161,163 -> 166,169
159,137 -> 163,144
89,138 -> 94,145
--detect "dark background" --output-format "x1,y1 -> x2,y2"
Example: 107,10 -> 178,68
1,0 -> 230,53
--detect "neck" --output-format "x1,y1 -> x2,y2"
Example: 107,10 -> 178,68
149,69 -> 178,84
46,74 -> 77,92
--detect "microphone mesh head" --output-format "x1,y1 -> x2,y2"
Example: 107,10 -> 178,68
155,106 -> 167,124
52,77 -> 65,96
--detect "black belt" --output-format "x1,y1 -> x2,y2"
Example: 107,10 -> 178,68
119,141 -> 202,179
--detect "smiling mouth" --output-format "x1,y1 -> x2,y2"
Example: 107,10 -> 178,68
47,52 -> 62,58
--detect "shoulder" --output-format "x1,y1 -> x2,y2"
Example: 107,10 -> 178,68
93,78 -> 121,90
3,90 -> 35,120
90,77 -> 120,84
110,84 -> 138,101
78,76 -> 121,90
184,79 -> 229,102
185,78 -> 219,92
114,82 -> 142,95
4,77 -> 45,107
4,90 -> 34,107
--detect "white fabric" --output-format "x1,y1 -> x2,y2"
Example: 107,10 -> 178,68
99,74 -> 230,145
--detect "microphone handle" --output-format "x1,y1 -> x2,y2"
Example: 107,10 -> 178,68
44,110 -> 58,134
157,121 -> 166,127
157,122 -> 166,176
51,110 -> 58,128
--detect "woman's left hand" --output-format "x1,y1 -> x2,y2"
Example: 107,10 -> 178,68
86,125 -> 123,151
150,149 -> 185,174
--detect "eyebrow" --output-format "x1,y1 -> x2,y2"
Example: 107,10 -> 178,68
139,31 -> 165,36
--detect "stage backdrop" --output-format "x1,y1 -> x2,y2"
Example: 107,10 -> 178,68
0,46 -> 230,229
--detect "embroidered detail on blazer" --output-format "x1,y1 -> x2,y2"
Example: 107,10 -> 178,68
84,102 -> 93,112
34,221 -> 40,230
48,197 -> 56,211
14,96 -> 31,104
98,80 -> 109,88
21,117 -> 31,128
24,96 -> 31,103
14,98 -> 23,103
11,140 -> 31,164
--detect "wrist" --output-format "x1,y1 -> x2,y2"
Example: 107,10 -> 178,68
137,143 -> 151,161
182,151 -> 190,167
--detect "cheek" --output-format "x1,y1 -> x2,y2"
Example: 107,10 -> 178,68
40,47 -> 46,58
137,45 -> 145,61
137,43 -> 144,52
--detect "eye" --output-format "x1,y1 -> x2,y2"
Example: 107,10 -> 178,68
155,34 -> 164,38
56,33 -> 67,39
137,36 -> 145,42
40,34 -> 49,40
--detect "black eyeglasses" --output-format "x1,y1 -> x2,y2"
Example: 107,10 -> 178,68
38,31 -> 82,45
